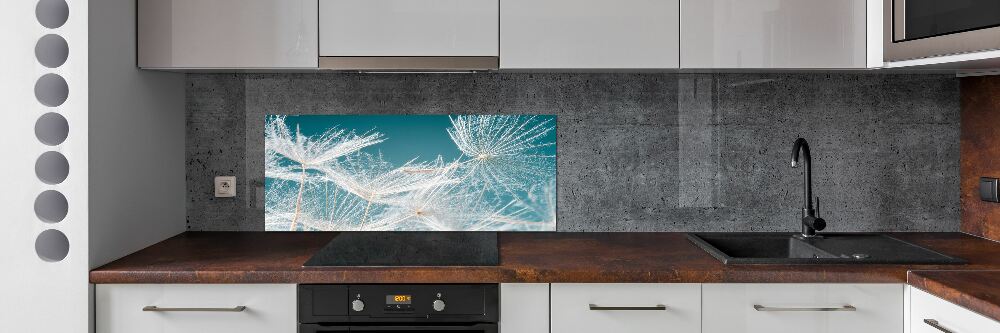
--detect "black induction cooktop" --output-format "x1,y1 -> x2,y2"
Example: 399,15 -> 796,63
303,232 -> 499,267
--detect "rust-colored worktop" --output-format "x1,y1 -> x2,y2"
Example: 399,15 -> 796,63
90,232 -> 1000,285
908,270 -> 1000,322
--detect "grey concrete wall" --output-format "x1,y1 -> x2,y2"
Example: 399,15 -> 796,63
186,73 -> 960,232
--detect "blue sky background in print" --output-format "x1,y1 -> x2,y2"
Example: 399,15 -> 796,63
264,114 -> 557,231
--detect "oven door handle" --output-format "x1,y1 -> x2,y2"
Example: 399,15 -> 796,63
300,327 -> 349,332
349,324 -> 497,331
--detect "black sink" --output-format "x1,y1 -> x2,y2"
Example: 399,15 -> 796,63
687,233 -> 965,265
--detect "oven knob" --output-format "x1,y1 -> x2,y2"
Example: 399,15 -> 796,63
351,299 -> 365,312
432,299 -> 446,312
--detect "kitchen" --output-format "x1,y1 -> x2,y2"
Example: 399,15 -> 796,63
3,0 -> 1000,332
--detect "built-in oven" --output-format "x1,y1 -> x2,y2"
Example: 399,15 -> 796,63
885,0 -> 1000,61
299,284 -> 498,333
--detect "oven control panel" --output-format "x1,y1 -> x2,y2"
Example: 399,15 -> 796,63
384,294 -> 414,312
298,284 -> 498,323
351,285 -> 467,316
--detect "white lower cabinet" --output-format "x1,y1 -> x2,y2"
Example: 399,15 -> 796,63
96,282 -> 1000,333
910,287 -> 1000,333
95,284 -> 296,333
500,283 -> 549,333
551,283 -> 701,333
702,283 -> 904,333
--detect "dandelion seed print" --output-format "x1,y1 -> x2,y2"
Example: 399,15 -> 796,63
264,114 -> 556,231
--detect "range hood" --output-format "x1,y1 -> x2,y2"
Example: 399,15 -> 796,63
318,56 -> 499,72
318,0 -> 500,72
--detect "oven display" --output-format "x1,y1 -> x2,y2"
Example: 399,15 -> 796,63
386,295 -> 412,305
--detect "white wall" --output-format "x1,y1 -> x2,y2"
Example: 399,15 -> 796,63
1,0 -> 185,331
88,0 -> 186,270
0,0 -> 90,331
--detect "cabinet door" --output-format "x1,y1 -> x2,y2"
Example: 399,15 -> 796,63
501,0 -> 680,69
551,283 -> 700,333
96,284 -> 297,333
681,0 -> 868,68
910,287 -> 1000,333
500,284 -> 548,333
137,0 -> 318,69
702,283 -> 903,333
319,0 -> 499,57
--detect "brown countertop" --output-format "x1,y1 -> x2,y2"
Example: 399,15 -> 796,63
908,270 -> 1000,322
90,232 -> 1000,285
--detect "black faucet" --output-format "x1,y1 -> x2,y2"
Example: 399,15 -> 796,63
791,138 -> 826,237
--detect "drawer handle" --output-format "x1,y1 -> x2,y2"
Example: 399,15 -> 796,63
923,319 -> 954,333
142,306 -> 247,312
588,304 -> 667,311
753,305 -> 856,312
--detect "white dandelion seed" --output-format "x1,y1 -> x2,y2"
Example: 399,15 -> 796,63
317,154 -> 460,227
481,181 -> 557,231
264,115 -> 385,230
447,115 -> 556,194
265,149 -> 300,181
370,176 -> 477,231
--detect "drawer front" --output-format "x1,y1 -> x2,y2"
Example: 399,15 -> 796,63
911,287 -> 1000,333
703,283 -> 903,333
550,283 -> 701,333
96,284 -> 296,333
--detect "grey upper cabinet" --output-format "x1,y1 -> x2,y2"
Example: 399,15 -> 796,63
501,0 -> 680,69
680,0 -> 879,69
138,0 -> 318,69
134,0 -> 883,70
317,0 -> 500,70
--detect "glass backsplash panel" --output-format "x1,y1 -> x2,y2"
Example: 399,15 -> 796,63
264,114 -> 556,231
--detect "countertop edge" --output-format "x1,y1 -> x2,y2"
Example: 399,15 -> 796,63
908,270 -> 1000,323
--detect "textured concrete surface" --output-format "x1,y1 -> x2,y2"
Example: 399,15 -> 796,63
186,73 -> 960,232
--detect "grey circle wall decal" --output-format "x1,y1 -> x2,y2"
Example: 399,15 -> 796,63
35,151 -> 69,185
34,190 -> 68,223
34,73 -> 69,107
35,112 -> 69,146
35,34 -> 68,68
35,229 -> 70,262
36,0 -> 69,29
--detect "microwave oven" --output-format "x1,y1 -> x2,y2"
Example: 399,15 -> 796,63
885,0 -> 1000,62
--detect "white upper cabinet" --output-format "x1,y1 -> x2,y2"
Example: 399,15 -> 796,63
681,0 -> 876,69
138,0 -> 318,69
500,0 -> 680,69
319,0 -> 499,57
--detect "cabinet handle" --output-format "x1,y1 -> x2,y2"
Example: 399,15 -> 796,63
142,306 -> 247,312
588,304 -> 667,311
923,319 -> 955,333
753,305 -> 856,312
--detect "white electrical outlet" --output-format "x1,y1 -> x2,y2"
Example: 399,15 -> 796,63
215,176 -> 236,198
